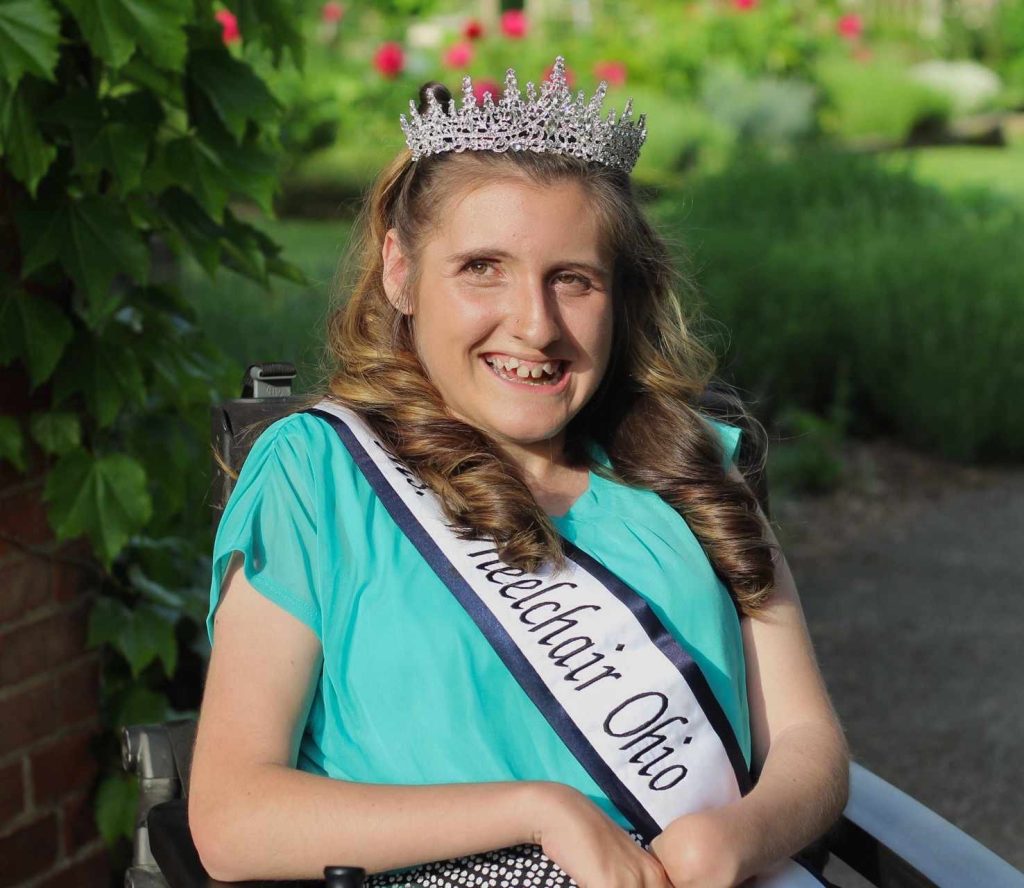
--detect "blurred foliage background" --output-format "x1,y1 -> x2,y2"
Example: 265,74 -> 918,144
194,0 -> 1024,466
2,0 -> 1023,874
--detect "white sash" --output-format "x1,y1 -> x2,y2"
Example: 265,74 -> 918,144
309,401 -> 825,887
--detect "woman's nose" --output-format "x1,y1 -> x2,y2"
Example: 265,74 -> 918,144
510,280 -> 562,348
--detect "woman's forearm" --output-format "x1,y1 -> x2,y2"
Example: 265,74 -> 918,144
189,764 -> 543,882
730,719 -> 850,882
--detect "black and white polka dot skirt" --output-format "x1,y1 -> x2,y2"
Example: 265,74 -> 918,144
366,831 -> 649,887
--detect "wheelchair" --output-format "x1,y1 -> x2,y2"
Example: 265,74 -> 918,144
121,363 -> 1024,888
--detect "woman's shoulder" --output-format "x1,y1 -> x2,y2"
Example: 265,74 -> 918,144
250,407 -> 337,448
243,407 -> 352,462
232,406 -> 366,500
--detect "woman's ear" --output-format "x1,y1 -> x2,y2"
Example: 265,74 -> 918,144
382,228 -> 413,315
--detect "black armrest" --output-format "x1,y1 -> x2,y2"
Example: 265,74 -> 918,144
147,799 -> 325,888
147,800 -> 365,888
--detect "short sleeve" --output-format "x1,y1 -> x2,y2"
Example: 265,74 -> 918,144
207,415 -> 321,645
704,417 -> 742,471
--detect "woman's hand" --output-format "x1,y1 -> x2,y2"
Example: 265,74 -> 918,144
648,808 -> 744,888
532,783 -> 673,888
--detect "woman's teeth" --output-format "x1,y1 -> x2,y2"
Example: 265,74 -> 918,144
485,356 -> 564,385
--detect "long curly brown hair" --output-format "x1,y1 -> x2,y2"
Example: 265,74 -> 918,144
321,83 -> 777,615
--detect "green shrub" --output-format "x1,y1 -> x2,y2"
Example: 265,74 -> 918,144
0,0 -> 306,861
654,149 -> 1024,461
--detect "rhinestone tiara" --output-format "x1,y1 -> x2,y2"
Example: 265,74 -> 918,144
399,56 -> 647,174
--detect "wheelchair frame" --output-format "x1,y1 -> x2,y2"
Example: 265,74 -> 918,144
121,363 -> 1024,888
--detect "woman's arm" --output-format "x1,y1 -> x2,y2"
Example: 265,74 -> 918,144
651,468 -> 849,887
188,555 -> 540,882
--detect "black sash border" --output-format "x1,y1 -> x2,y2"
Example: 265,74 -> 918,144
560,540 -> 753,796
308,408 -> 658,840
306,408 -> 766,846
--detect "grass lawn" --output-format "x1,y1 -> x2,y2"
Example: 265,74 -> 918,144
877,142 -> 1024,204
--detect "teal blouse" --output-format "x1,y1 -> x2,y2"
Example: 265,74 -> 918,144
206,410 -> 749,830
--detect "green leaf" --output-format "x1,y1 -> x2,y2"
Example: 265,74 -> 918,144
188,48 -> 279,142
0,0 -> 60,87
64,0 -> 191,71
220,212 -> 268,283
40,91 -> 159,194
158,187 -> 222,275
19,196 -> 150,325
119,54 -> 185,106
89,597 -> 177,677
76,120 -> 150,193
163,136 -> 230,220
234,0 -> 304,68
0,416 -> 26,472
112,683 -> 168,726
0,290 -> 74,386
164,130 -> 278,218
87,595 -> 124,647
219,137 -> 278,215
53,334 -> 146,427
30,411 -> 81,456
44,450 -> 153,566
65,198 -> 151,321
95,773 -> 137,845
16,200 -> 62,277
0,79 -> 57,194
119,0 -> 192,71
267,255 -> 308,286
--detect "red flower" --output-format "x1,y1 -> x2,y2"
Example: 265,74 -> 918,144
837,13 -> 863,40
442,42 -> 473,69
473,78 -> 501,104
214,9 -> 240,44
321,1 -> 344,23
593,60 -> 627,87
373,42 -> 405,78
500,9 -> 528,39
732,0 -> 758,9
543,62 -> 576,89
462,18 -> 484,40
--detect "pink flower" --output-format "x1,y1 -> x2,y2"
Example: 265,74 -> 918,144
593,60 -> 627,87
543,63 -> 576,89
373,42 -> 405,78
321,1 -> 344,23
214,9 -> 240,44
442,42 -> 473,69
462,18 -> 484,40
838,13 -> 863,40
500,9 -> 528,39
732,0 -> 758,9
473,78 -> 501,104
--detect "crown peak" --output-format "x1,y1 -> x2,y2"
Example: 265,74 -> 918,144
400,56 -> 647,173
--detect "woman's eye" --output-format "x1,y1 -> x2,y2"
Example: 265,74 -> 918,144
465,259 -> 493,276
554,272 -> 592,291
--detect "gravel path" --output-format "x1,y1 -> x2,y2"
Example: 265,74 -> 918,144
774,441 -> 1024,878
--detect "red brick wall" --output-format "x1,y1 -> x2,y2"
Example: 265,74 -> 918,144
1,371 -> 111,887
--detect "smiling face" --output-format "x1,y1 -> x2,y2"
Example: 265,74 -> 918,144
383,175 -> 615,464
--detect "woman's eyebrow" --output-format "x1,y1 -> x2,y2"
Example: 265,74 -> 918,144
445,248 -> 609,278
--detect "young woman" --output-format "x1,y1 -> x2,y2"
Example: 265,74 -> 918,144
188,58 -> 849,888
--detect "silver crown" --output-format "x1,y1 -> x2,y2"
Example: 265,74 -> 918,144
399,56 -> 647,174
